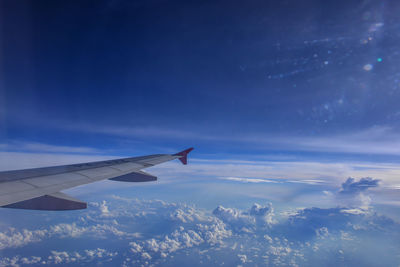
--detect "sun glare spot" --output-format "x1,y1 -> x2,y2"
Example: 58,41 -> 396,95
363,64 -> 373,71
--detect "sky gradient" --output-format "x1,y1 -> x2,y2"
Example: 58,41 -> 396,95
2,0 -> 400,158
1,0 -> 400,266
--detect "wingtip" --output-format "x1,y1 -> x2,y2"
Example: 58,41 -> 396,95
174,147 -> 194,165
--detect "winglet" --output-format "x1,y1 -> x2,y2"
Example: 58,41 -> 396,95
173,147 -> 194,165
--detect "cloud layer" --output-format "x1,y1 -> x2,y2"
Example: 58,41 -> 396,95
0,196 -> 399,267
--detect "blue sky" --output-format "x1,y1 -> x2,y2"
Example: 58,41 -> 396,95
2,0 -> 400,159
2,0 -> 400,186
1,0 -> 400,266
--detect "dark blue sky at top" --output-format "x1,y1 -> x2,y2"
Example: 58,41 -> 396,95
1,0 -> 400,155
2,3 -> 400,266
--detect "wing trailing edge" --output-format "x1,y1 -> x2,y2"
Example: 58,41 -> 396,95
3,192 -> 87,211
109,171 -> 157,182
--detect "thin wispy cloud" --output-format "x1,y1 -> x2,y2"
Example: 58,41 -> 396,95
2,146 -> 400,186
0,141 -> 101,154
273,126 -> 400,156
48,122 -> 400,156
151,159 -> 400,186
219,177 -> 279,183
219,177 -> 326,185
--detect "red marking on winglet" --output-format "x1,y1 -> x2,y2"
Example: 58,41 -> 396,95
174,147 -> 194,165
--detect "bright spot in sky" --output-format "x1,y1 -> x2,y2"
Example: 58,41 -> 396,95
363,64 -> 373,71
369,22 -> 384,32
377,58 -> 383,62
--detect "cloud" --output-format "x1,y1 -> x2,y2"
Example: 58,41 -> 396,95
53,123 -> 400,156
0,248 -> 118,266
143,227 -> 204,254
237,254 -> 249,264
99,200 -> 110,216
265,126 -> 400,156
1,198 -> 400,266
212,206 -> 254,231
58,123 -> 213,142
334,177 -> 380,210
127,203 -> 232,263
212,203 -> 275,232
288,179 -> 326,185
220,177 -> 328,186
17,118 -> 400,156
250,203 -> 275,226
0,228 -> 47,250
339,177 -> 380,194
1,144 -> 400,189
0,141 -> 101,154
151,157 -> 400,187
220,177 -> 279,183
0,222 -> 139,250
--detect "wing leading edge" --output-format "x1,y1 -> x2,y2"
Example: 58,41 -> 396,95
0,147 -> 193,211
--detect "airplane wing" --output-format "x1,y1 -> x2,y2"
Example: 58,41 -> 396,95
0,148 -> 193,211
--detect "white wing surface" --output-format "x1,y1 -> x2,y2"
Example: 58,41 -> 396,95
0,148 -> 193,210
